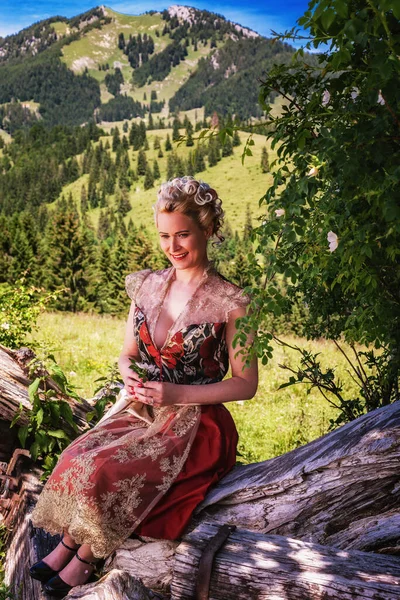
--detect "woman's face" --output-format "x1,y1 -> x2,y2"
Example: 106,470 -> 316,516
157,211 -> 209,271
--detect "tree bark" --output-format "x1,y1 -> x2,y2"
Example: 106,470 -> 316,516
171,522 -> 400,600
192,400 -> 400,552
0,345 -> 94,438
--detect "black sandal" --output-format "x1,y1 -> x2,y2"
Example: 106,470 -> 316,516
29,536 -> 79,583
43,551 -> 97,598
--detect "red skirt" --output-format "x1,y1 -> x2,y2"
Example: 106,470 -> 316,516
135,403 -> 238,540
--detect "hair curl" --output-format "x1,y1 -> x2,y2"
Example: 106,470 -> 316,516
154,177 -> 225,243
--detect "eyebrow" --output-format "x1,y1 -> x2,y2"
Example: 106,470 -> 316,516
159,230 -> 190,235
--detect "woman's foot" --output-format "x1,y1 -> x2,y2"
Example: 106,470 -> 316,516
39,536 -> 80,571
29,536 -> 80,582
43,550 -> 97,597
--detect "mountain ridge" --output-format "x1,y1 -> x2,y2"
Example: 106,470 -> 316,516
0,4 -> 298,130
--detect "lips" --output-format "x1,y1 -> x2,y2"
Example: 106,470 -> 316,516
171,252 -> 188,260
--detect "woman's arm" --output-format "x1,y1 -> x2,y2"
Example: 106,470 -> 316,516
134,306 -> 258,406
118,301 -> 142,393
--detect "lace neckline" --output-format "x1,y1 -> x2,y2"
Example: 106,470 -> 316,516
153,262 -> 215,351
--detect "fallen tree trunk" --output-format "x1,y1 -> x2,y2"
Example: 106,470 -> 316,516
193,400 -> 400,551
171,522 -> 400,600
0,345 -> 94,436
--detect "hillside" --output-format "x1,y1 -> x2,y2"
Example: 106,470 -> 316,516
0,4 -> 294,315
0,4 -> 297,130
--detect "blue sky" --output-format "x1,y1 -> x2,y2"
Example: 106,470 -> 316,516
0,0 -> 310,40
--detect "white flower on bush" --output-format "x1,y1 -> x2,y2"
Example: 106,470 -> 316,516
307,166 -> 319,177
322,90 -> 331,106
275,208 -> 285,217
1,322 -> 10,330
377,91 -> 385,106
327,231 -> 339,252
351,88 -> 359,101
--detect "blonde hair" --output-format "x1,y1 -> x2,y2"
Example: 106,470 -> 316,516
154,177 -> 225,243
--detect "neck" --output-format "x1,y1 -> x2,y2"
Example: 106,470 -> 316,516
173,260 -> 211,285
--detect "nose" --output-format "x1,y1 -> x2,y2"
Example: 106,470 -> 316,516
170,236 -> 181,253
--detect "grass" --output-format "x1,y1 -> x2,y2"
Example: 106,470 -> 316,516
29,312 -> 361,463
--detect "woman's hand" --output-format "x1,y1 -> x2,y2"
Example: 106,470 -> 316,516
132,381 -> 179,407
120,367 -> 143,397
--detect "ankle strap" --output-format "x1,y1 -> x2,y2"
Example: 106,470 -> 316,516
61,538 -> 79,552
76,552 -> 97,567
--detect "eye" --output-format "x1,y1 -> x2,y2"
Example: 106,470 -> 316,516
159,234 -> 169,239
178,233 -> 189,238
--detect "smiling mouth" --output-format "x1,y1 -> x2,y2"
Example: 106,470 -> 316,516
171,252 -> 188,259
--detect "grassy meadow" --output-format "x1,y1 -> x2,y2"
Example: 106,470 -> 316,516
29,311 -> 361,464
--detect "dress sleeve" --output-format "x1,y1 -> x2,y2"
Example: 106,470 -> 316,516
224,285 -> 251,320
125,269 -> 152,303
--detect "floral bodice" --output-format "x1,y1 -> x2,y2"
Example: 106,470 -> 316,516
126,265 -> 249,385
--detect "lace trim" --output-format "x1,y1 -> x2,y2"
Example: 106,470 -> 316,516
127,265 -> 249,344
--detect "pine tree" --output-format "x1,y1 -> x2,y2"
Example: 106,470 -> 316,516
243,203 -> 253,242
194,148 -> 206,172
172,117 -> 180,142
144,165 -> 154,190
153,136 -> 161,150
93,242 -> 115,313
45,196 -> 89,312
261,146 -> 269,173
175,155 -> 185,178
116,187 -> 132,216
138,121 -> 147,147
232,130 -> 241,147
97,210 -> 112,241
129,123 -> 139,149
137,149 -> 147,176
9,228 -> 35,282
110,234 -> 129,313
166,153 -> 175,180
80,185 -> 88,214
186,152 -> 195,177
222,134 -> 233,157
165,134 -> 172,151
127,227 -> 157,272
158,148 -> 164,158
112,128 -> 121,152
186,120 -> 194,147
208,139 -> 219,167
153,160 -> 160,180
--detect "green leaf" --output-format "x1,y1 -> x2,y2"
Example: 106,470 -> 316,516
321,8 -> 336,30
36,408 -> 44,428
30,441 -> 40,462
18,425 -> 29,448
47,429 -> 68,439
28,378 -> 41,403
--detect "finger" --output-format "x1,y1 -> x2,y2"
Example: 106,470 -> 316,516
126,372 -> 143,384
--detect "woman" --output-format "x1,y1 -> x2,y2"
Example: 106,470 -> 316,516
30,176 -> 258,597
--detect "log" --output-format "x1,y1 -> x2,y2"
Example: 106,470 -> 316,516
4,458 -> 47,600
0,345 -> 94,438
193,401 -> 400,551
171,521 -> 400,600
104,538 -> 179,592
65,569 -> 162,599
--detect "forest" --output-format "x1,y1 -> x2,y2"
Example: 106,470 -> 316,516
0,0 -> 399,597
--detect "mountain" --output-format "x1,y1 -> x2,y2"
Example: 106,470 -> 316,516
0,5 -> 297,131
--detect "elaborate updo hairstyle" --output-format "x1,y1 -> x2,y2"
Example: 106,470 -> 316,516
154,177 -> 225,243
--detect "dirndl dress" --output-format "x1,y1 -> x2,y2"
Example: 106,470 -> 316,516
31,265 -> 249,557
